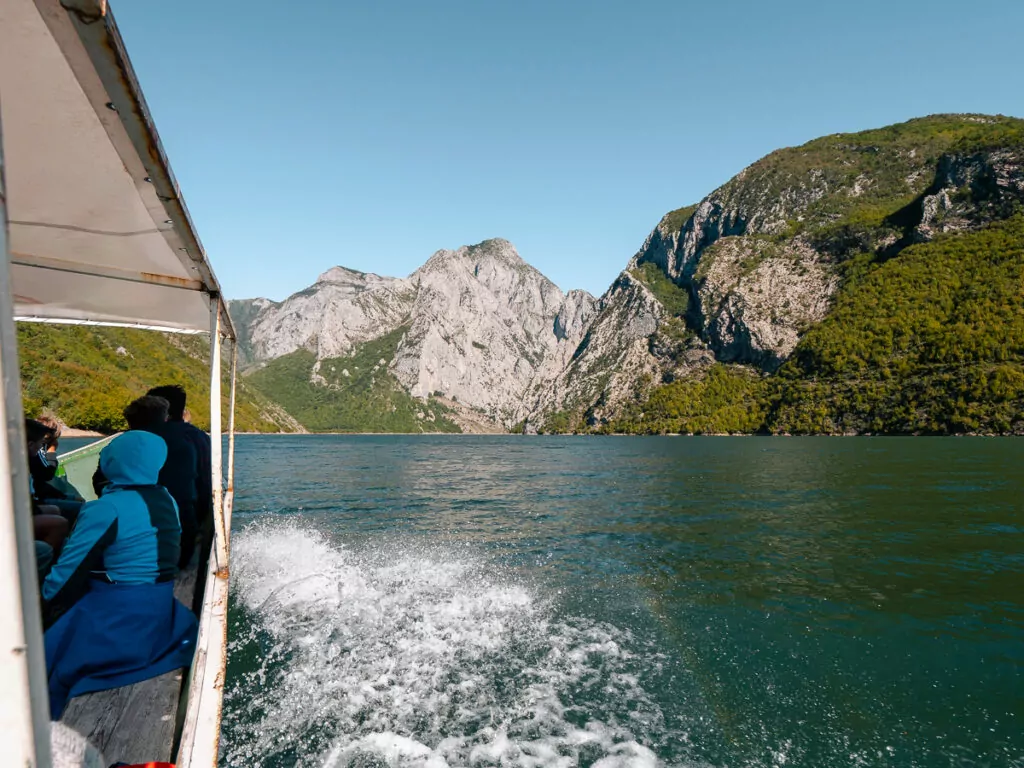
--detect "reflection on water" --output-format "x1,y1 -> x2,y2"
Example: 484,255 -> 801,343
224,436 -> 1023,767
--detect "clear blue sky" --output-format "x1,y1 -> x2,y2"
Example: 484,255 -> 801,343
114,0 -> 1024,301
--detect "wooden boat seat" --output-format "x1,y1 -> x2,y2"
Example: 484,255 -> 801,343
60,563 -> 199,764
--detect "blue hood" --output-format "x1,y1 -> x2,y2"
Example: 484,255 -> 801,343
100,431 -> 167,488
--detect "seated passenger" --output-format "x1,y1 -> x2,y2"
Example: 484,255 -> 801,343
28,416 -> 59,486
29,415 -> 84,524
42,431 -> 198,719
25,419 -> 69,554
94,396 -> 199,568
148,385 -> 212,532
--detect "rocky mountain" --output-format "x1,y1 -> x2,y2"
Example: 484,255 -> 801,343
530,113 -> 1024,434
233,239 -> 596,429
233,114 -> 1024,435
234,268 -> 416,363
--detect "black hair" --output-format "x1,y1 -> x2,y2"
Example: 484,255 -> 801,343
146,384 -> 187,420
25,418 -> 56,446
124,396 -> 170,430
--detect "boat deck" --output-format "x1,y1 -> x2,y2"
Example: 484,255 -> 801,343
60,562 -> 199,764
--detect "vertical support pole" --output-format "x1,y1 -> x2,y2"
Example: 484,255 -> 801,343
209,298 -> 227,570
0,104 -> 52,767
225,341 -> 237,536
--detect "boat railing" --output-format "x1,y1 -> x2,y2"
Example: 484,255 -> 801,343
56,436 -> 116,503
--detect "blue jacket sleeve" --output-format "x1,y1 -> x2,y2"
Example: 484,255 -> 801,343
42,498 -> 118,605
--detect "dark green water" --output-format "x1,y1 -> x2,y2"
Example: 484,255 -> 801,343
221,436 -> 1023,768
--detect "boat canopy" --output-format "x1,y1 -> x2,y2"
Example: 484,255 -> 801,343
1,2 -> 237,766
0,0 -> 235,339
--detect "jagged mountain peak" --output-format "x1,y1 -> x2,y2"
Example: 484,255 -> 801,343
563,287 -> 597,303
465,237 -> 523,262
411,239 -> 564,322
415,238 -> 530,278
316,265 -> 367,284
313,266 -> 402,297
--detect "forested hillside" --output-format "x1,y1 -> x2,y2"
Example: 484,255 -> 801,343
246,327 -> 460,433
768,216 -> 1024,434
17,324 -> 301,434
605,218 -> 1024,435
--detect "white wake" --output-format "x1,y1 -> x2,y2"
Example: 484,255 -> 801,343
222,523 -> 676,767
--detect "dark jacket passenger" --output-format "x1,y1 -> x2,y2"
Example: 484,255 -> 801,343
181,421 -> 212,524
30,447 -> 85,524
146,386 -> 212,525
151,421 -> 198,510
29,446 -> 58,489
152,420 -> 200,568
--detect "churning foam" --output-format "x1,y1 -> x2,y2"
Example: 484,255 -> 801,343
222,523 -> 673,768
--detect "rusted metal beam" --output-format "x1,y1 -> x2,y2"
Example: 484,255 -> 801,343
13,317 -> 206,334
11,251 -> 205,290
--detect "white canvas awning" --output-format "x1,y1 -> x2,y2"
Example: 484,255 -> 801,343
0,0 -> 235,339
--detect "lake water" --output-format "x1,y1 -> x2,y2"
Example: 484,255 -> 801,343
220,436 -> 1023,768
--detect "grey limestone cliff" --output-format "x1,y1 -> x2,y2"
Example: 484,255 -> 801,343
527,271 -> 669,428
391,240 -> 588,424
238,268 -> 416,362
236,239 -> 595,428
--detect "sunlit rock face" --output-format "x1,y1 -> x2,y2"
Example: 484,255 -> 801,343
235,239 -> 594,427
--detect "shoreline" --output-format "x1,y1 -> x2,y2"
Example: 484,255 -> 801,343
62,429 -> 1022,438
231,430 -> 1022,437
61,427 -> 106,438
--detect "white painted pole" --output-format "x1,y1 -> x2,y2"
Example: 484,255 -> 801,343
177,299 -> 232,768
224,341 -> 237,537
209,299 -> 227,570
0,101 -> 52,768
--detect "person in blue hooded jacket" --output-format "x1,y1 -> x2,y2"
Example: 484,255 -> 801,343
41,430 -> 198,720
